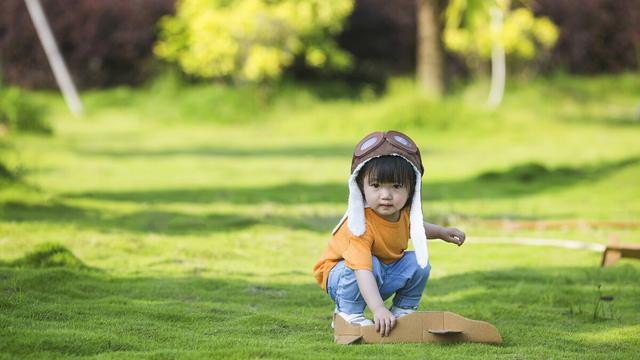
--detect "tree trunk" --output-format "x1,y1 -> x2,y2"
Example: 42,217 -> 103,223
416,0 -> 444,98
25,0 -> 83,116
487,6 -> 505,108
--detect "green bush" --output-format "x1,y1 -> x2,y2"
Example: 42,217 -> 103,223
155,0 -> 354,83
9,242 -> 88,270
0,86 -> 51,134
0,161 -> 14,180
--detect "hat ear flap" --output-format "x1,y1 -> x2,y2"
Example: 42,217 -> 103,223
410,170 -> 429,268
346,172 -> 366,236
333,161 -> 368,236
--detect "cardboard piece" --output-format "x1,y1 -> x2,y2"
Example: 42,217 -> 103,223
601,241 -> 640,267
334,311 -> 502,345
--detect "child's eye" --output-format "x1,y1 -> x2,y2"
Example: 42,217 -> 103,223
370,183 -> 379,188
393,184 -> 402,189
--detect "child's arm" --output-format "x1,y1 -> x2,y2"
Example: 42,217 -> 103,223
424,222 -> 466,246
354,269 -> 395,337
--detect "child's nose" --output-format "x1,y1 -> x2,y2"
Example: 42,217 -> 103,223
380,188 -> 392,198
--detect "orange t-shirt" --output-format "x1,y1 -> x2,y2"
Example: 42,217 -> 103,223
312,208 -> 410,291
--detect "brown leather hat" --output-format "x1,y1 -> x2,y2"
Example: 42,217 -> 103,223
351,130 -> 424,175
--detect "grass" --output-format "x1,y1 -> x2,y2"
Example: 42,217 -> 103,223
1,72 -> 640,358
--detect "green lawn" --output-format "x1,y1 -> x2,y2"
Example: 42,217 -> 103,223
1,73 -> 639,359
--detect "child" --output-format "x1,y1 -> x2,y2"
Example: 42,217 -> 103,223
313,130 -> 465,337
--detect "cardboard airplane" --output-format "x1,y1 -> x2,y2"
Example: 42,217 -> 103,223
334,311 -> 502,345
601,240 -> 640,267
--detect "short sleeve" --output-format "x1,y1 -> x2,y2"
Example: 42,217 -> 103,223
343,234 -> 374,271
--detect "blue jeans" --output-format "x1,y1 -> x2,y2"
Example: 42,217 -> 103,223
326,251 -> 431,314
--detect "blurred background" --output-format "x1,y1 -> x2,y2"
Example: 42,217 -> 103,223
0,1 -> 639,357
2,0 -> 639,89
2,0 -> 638,226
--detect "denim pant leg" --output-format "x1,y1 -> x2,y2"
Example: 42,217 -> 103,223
327,257 -> 384,314
378,251 -> 431,309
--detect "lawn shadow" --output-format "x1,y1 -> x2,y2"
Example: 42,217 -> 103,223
63,156 -> 640,207
0,200 -> 343,235
426,156 -> 640,201
64,182 -> 348,205
0,201 -> 259,235
74,144 -> 355,159
5,156 -> 638,236
1,259 -> 638,357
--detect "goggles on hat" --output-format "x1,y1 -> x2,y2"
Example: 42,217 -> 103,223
354,130 -> 418,157
351,130 -> 423,175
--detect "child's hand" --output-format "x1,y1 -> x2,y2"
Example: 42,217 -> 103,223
372,307 -> 396,337
441,227 -> 466,246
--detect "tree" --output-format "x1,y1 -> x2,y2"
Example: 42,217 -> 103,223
416,0 -> 444,98
443,0 -> 558,107
154,0 -> 354,83
24,0 -> 83,116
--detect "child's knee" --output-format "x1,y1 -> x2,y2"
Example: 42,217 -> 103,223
403,251 -> 430,275
404,251 -> 417,263
415,262 -> 431,280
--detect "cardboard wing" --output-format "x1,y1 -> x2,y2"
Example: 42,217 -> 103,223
334,311 -> 502,345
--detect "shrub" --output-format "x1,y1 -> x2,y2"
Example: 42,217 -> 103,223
443,0 -> 559,67
0,86 -> 51,134
0,162 -> 14,180
0,0 -> 174,89
9,242 -> 88,269
154,0 -> 354,83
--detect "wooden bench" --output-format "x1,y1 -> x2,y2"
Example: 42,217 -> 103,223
601,241 -> 640,267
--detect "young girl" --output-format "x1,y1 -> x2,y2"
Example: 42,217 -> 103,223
313,130 -> 465,337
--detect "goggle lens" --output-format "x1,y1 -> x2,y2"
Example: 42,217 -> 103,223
386,131 -> 417,152
393,135 -> 410,146
354,132 -> 384,157
360,136 -> 379,151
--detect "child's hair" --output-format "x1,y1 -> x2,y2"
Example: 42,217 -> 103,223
356,156 -> 416,209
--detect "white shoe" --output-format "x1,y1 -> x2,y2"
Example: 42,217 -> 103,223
390,305 -> 416,318
331,310 -> 374,328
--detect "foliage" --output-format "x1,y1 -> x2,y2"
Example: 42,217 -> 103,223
443,0 -> 558,65
0,0 -> 173,89
0,86 -> 50,134
154,0 -> 354,82
7,243 -> 88,270
0,162 -> 14,180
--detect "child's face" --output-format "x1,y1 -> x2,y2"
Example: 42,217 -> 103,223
362,173 -> 409,222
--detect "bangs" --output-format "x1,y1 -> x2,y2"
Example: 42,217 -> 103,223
358,156 -> 415,187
